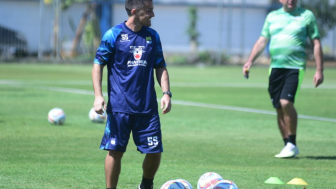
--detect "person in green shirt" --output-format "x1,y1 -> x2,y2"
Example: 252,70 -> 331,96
243,0 -> 324,158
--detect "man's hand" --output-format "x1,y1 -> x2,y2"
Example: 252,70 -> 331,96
313,71 -> 324,88
161,94 -> 171,114
94,95 -> 106,115
243,61 -> 252,78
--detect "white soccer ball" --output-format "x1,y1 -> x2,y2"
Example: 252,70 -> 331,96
197,172 -> 223,189
48,107 -> 66,125
89,107 -> 107,123
176,179 -> 193,189
160,180 -> 186,189
213,180 -> 238,189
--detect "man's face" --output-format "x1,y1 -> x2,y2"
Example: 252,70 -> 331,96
136,1 -> 155,27
279,0 -> 297,12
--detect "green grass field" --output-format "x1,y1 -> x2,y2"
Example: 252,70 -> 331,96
0,63 -> 335,189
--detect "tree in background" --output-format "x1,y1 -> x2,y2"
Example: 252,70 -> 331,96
49,0 -> 102,58
301,0 -> 336,39
301,0 -> 336,58
62,0 -> 101,57
83,2 -> 101,55
186,6 -> 199,53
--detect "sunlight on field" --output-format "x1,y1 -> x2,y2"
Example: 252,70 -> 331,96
0,63 -> 335,189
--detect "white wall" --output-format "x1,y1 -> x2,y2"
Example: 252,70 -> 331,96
0,1 -> 41,51
0,1 -> 334,57
112,3 -> 268,54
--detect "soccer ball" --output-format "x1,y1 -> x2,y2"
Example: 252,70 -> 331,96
160,180 -> 186,189
89,107 -> 107,123
197,172 -> 223,189
48,107 -> 66,125
176,179 -> 193,189
213,180 -> 238,189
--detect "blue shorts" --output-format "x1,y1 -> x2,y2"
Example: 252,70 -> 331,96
100,112 -> 163,154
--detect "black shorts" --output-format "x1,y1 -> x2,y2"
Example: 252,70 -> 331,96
268,68 -> 305,109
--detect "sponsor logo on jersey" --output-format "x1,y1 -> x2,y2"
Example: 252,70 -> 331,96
120,34 -> 130,42
146,36 -> 152,44
128,46 -> 147,67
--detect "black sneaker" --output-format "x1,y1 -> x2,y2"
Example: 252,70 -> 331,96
137,184 -> 153,189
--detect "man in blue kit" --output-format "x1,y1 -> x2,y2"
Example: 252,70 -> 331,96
92,0 -> 172,188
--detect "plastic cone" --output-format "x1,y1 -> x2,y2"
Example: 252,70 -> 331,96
287,178 -> 308,185
264,177 -> 285,184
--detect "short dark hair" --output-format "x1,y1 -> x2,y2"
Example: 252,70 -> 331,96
125,0 -> 152,16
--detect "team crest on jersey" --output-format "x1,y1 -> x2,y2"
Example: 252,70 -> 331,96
146,36 -> 152,44
111,138 -> 116,146
130,46 -> 145,60
128,46 -> 147,67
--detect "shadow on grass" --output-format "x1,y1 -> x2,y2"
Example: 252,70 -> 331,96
275,156 -> 336,160
304,156 -> 336,160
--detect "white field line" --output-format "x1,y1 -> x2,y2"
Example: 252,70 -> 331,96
1,80 -> 336,89
171,100 -> 336,123
171,83 -> 336,89
2,82 -> 335,123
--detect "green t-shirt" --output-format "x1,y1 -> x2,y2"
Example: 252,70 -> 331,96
261,7 -> 320,69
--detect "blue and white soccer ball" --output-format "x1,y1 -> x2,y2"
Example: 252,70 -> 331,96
213,180 -> 238,189
160,180 -> 186,189
176,179 -> 193,189
197,172 -> 223,189
89,107 -> 107,123
48,107 -> 66,125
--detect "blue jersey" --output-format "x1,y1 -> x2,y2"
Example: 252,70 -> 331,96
94,22 -> 166,115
